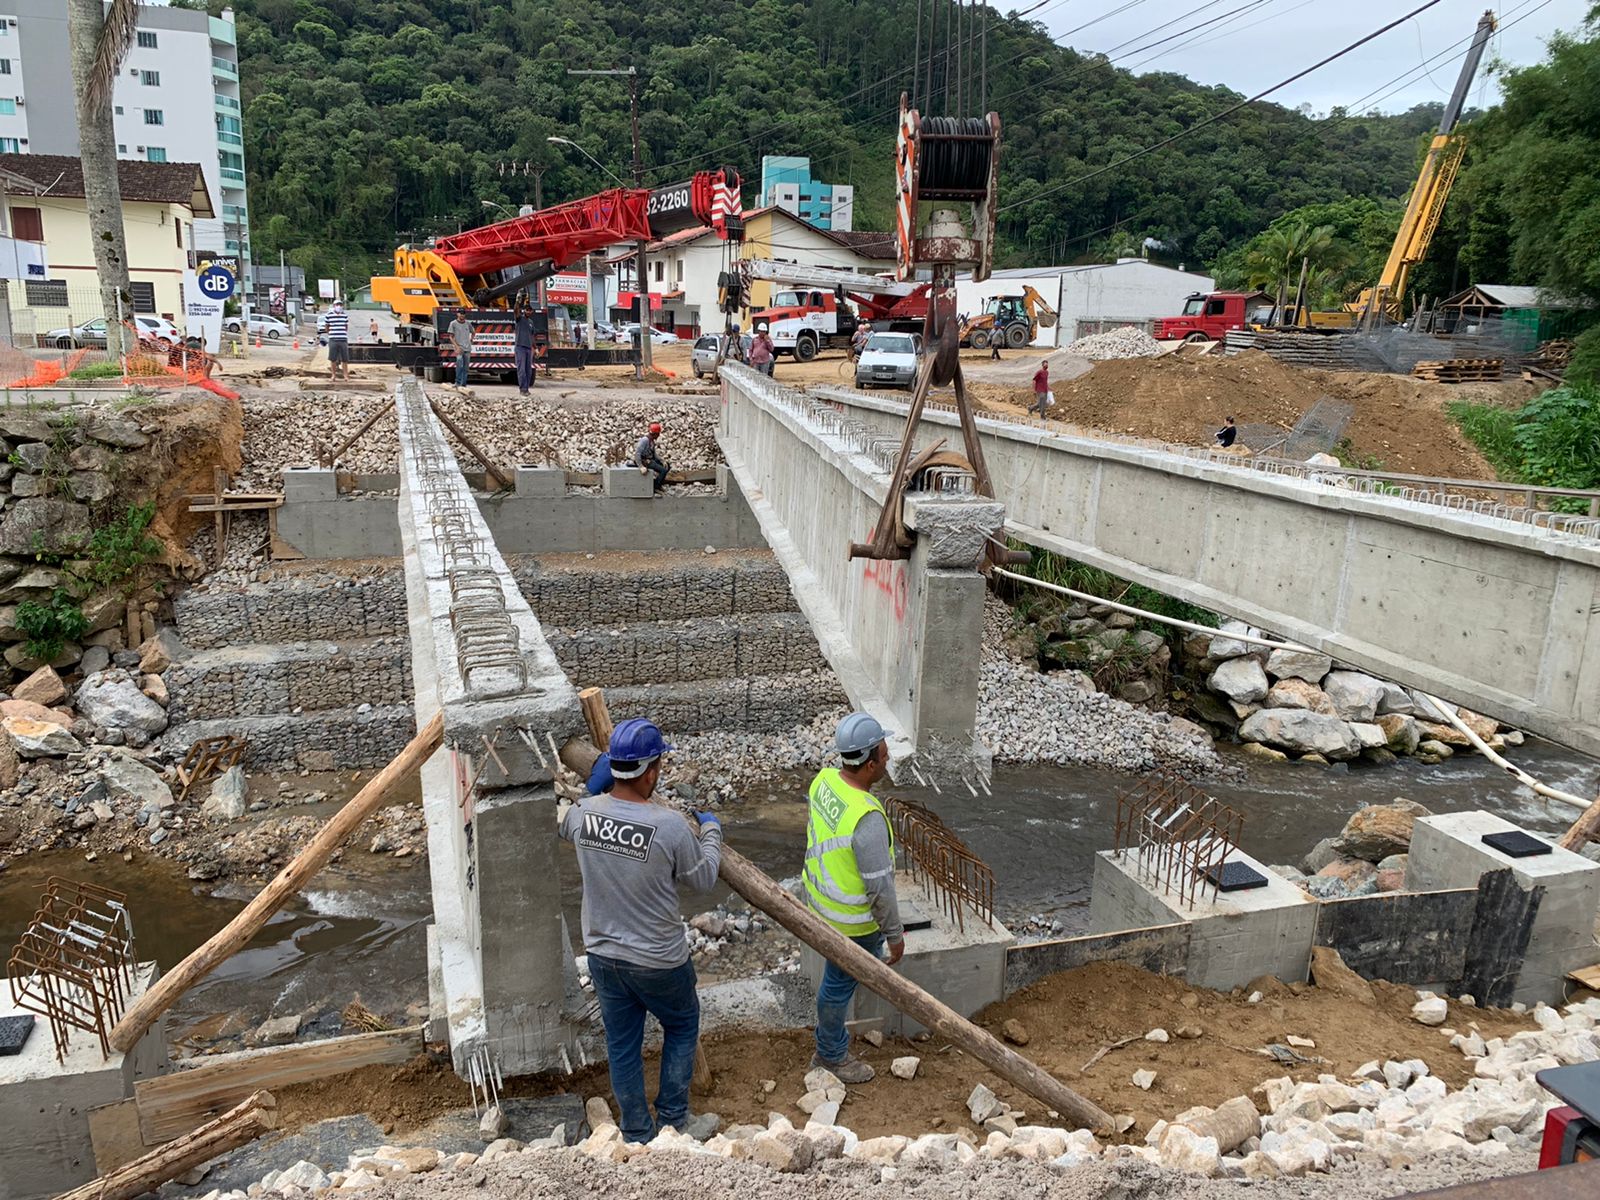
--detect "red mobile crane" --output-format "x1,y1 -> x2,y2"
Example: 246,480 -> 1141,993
371,169 -> 743,379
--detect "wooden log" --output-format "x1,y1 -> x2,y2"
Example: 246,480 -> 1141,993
109,713 -> 445,1053
321,396 -> 395,467
578,686 -> 616,746
55,1091 -> 278,1200
1559,791 -> 1600,852
716,842 -> 1114,1132
1178,1095 -> 1261,1154
134,1025 -> 423,1145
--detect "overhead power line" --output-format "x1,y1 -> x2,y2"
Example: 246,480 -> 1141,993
998,0 -> 1447,213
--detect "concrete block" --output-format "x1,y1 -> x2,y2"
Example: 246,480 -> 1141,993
1407,811 -> 1600,1005
514,466 -> 566,498
801,874 -> 1013,1039
281,465 -> 338,502
603,466 -> 654,498
1,963 -> 166,1200
1089,848 -> 1318,991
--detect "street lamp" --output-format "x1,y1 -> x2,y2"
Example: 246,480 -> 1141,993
481,199 -> 514,219
546,137 -> 627,187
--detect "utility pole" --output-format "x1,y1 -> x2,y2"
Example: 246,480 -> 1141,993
531,165 -> 546,309
568,66 -> 648,378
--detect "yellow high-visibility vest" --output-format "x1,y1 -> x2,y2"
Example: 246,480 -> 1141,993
803,768 -> 893,936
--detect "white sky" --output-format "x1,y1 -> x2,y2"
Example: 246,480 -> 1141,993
1031,0 -> 1591,114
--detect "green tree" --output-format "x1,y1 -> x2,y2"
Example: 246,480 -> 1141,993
1242,222 -> 1341,316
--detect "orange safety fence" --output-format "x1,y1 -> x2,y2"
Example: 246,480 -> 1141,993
2,320 -> 240,400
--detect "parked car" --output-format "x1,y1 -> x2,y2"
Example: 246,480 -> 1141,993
616,323 -> 681,347
691,333 -> 752,377
854,331 -> 922,389
225,315 -> 293,339
43,315 -> 182,349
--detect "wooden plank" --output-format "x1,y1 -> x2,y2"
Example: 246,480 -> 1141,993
1312,888 -> 1479,985
134,1025 -> 423,1145
64,1092 -> 277,1200
1567,963 -> 1600,991
1004,923 -> 1192,994
88,1098 -> 147,1170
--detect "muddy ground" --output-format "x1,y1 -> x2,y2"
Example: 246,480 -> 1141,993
273,962 -> 1543,1144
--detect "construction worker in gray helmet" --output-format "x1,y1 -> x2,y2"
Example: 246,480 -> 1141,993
801,711 -> 904,1084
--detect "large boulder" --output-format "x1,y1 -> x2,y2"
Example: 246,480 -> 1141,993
0,498 -> 93,555
1376,713 -> 1421,755
201,766 -> 248,822
1238,709 -> 1361,760
12,666 -> 67,707
1209,657 -> 1268,704
1321,671 -> 1386,722
1264,678 -> 1337,715
1208,619 -> 1261,660
100,752 -> 173,811
1265,648 -> 1332,683
1375,681 -> 1414,716
75,669 -> 168,736
1332,802 -> 1427,862
4,715 -> 80,758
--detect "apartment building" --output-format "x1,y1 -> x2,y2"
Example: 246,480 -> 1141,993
1,0 -> 251,288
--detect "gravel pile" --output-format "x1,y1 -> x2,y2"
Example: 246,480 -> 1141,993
1065,328 -> 1162,361
977,660 -> 1218,774
237,392 -> 724,489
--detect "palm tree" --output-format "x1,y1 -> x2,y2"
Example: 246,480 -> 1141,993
66,0 -> 139,354
1244,222 -> 1340,322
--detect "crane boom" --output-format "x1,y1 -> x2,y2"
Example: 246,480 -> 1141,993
374,168 -> 743,324
1350,10 -> 1496,324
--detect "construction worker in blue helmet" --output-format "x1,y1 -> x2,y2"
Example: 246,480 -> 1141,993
802,711 -> 904,1084
557,717 -> 722,1144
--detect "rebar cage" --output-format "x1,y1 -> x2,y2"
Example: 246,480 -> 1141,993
1113,774 -> 1245,910
7,877 -> 140,1062
884,796 -> 995,932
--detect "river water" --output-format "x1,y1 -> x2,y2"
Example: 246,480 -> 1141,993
2,740 -> 1593,1041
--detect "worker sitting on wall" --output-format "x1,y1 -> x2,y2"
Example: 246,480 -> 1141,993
634,422 -> 670,493
803,712 -> 904,1084
1215,416 -> 1237,448
558,718 -> 722,1144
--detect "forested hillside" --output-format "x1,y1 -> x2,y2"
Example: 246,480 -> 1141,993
220,0 -> 1452,283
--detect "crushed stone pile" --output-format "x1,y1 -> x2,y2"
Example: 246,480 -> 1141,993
1064,327 -> 1162,361
237,392 -> 724,489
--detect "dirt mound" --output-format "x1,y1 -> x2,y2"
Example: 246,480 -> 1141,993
132,393 -> 244,576
973,350 -> 1529,480
275,960 -> 1537,1144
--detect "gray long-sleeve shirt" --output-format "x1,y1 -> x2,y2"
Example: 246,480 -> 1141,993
560,794 -> 721,969
851,810 -> 904,941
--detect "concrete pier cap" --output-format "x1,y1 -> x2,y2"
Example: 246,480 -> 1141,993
717,363 -> 1002,789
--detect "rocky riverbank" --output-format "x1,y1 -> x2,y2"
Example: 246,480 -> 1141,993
1182,620 -> 1515,768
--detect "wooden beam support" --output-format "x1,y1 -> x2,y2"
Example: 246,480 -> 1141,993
427,399 -> 512,491
54,1091 -> 277,1200
134,1026 -> 422,1145
109,714 -> 444,1053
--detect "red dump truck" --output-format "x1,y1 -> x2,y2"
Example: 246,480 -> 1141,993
1152,291 -> 1276,342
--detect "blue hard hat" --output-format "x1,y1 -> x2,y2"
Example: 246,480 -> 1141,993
608,718 -> 673,778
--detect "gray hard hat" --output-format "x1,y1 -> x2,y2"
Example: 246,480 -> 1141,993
835,711 -> 886,760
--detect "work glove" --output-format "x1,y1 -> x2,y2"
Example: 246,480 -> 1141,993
555,795 -> 574,827
695,811 -> 721,830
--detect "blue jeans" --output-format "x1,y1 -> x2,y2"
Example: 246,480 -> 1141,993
514,344 -> 534,392
454,353 -> 470,386
587,953 -> 699,1143
815,929 -> 884,1062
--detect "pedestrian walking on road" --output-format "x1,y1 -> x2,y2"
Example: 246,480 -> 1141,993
634,421 -> 670,493
369,316 -> 380,342
447,309 -> 474,388
324,301 -> 350,381
749,326 -> 775,377
803,712 -> 903,1085
1030,360 -> 1051,418
513,302 -> 537,395
850,320 -> 872,361
557,719 -> 722,1145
